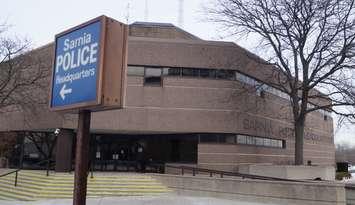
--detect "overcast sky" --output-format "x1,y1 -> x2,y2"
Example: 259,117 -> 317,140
2,0 -> 354,146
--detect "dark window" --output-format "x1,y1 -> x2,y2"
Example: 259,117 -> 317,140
216,69 -> 235,80
282,140 -> 286,148
163,67 -> 181,76
199,134 -> 218,143
324,115 -> 328,121
200,69 -> 216,78
218,135 -> 226,143
225,134 -> 236,143
144,67 -> 162,86
182,68 -> 199,77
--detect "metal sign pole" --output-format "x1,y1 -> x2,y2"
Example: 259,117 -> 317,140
73,110 -> 91,205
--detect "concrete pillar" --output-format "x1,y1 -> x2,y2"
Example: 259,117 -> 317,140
55,129 -> 74,172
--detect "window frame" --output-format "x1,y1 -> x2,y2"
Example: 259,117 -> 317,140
144,67 -> 163,87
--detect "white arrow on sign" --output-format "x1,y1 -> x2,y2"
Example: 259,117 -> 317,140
60,84 -> 72,100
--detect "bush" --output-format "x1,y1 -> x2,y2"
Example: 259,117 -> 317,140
336,172 -> 351,180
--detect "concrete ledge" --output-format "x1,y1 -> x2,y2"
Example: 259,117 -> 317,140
238,165 -> 335,180
152,174 -> 346,205
345,184 -> 355,205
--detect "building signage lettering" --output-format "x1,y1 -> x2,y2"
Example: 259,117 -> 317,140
243,118 -> 274,135
50,20 -> 102,108
242,117 -> 325,142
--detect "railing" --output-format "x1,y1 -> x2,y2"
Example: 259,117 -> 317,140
35,159 -> 55,177
89,159 -> 164,174
0,159 -> 56,187
0,169 -> 21,186
165,165 -> 305,182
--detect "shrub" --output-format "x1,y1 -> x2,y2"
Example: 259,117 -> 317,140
336,172 -> 351,180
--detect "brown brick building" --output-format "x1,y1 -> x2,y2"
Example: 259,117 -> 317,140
0,22 -> 334,172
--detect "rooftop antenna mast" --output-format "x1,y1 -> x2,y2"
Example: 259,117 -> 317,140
125,1 -> 130,24
178,0 -> 184,27
145,0 -> 149,21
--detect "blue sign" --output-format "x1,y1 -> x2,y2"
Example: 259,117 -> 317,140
50,20 -> 102,109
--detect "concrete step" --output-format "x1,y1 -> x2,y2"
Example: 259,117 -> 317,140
0,171 -> 170,201
20,171 -> 152,179
0,182 -> 41,194
31,187 -> 169,195
37,191 -> 168,199
0,187 -> 34,201
0,178 -> 44,190
0,194 -> 15,201
0,179 -> 164,191
5,175 -> 156,185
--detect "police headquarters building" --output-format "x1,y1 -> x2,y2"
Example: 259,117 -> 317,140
0,21 -> 334,172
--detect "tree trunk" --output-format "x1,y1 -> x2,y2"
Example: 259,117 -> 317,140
294,119 -> 305,165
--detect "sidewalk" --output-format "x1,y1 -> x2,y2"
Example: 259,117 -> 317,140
0,196 -> 281,205
0,169 -> 13,176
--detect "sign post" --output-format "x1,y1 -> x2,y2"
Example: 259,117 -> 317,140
49,16 -> 127,205
73,110 -> 91,205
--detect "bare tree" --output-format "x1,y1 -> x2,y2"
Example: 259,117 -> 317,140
0,24 -> 52,168
0,132 -> 17,167
0,23 -> 48,113
25,132 -> 57,163
335,143 -> 355,163
207,0 -> 355,165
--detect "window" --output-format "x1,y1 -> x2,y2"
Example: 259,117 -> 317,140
235,72 -> 244,82
237,135 -> 247,144
163,67 -> 181,76
255,137 -> 264,146
270,139 -> 278,147
127,65 -> 333,120
199,134 -> 218,143
282,140 -> 286,148
198,133 -> 285,149
225,135 -> 236,143
216,70 -> 235,80
263,138 -> 271,147
127,66 -> 144,76
246,136 -> 255,145
200,69 -> 216,78
218,135 -> 226,143
144,67 -> 162,86
235,135 -> 284,148
182,68 -> 199,77
278,140 -> 284,148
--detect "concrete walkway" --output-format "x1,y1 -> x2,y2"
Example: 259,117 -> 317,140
0,196 -> 281,205
0,169 -> 13,176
